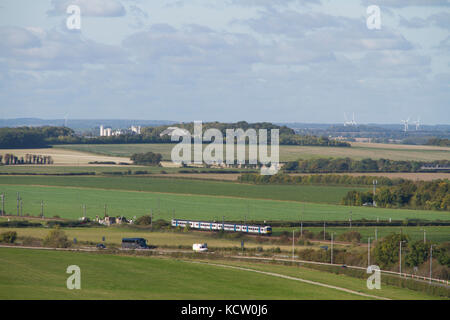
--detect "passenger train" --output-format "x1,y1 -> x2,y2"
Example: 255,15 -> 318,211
171,219 -> 272,235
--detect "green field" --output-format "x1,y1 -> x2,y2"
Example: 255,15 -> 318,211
273,226 -> 450,243
3,223 -> 449,251
55,143 -> 450,161
0,248 -> 442,300
0,183 -> 449,222
0,175 -> 365,204
0,226 -> 297,251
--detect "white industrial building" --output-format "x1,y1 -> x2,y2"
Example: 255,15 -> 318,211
100,125 -> 141,137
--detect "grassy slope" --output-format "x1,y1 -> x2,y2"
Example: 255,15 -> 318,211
55,143 -> 450,161
0,175 -> 364,204
0,184 -> 449,221
0,247 -> 365,300
0,247 -> 442,300
199,260 -> 445,300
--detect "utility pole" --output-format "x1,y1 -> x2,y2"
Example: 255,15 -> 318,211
399,240 -> 406,277
1,193 -> 4,216
429,245 -> 434,284
368,237 -> 371,267
104,204 -> 107,216
300,220 -> 303,238
331,233 -> 334,265
83,204 -> 86,219
323,221 -> 326,240
17,192 -> 20,216
247,202 -> 249,221
292,230 -> 295,261
41,201 -> 44,218
373,180 -> 377,207
349,211 -> 352,229
421,229 -> 426,244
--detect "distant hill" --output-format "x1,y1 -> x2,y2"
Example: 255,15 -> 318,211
0,118 -> 177,130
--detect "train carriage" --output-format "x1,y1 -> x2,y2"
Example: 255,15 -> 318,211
171,219 -> 272,235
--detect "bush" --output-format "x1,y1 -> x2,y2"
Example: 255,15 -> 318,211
337,231 -> 362,243
135,215 -> 152,226
0,231 -> 17,243
43,228 -> 71,248
316,230 -> 331,240
300,230 -> 315,239
153,219 -> 169,230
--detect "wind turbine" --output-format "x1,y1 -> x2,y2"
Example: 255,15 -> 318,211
414,117 -> 421,131
401,118 -> 410,132
351,112 -> 357,126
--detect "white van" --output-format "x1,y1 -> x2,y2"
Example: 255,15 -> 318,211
193,243 -> 208,252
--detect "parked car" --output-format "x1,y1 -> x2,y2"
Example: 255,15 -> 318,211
96,243 -> 106,249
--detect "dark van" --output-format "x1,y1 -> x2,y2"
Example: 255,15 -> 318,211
121,238 -> 148,249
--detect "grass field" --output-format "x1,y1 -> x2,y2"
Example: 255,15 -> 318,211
0,247 -> 442,300
0,226 -> 299,251
272,226 -> 450,243
55,142 -> 450,161
2,223 -> 449,250
0,183 -> 449,222
0,175 -> 366,204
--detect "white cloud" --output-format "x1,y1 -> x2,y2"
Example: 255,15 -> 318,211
0,26 -> 128,70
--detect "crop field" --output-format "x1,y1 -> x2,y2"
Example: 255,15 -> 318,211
0,248 -> 441,300
0,148 -> 132,166
55,142 -> 450,161
0,175 -> 365,204
272,226 -> 450,243
0,184 -> 448,222
0,165 -> 186,175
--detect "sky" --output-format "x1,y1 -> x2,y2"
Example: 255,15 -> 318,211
0,0 -> 449,124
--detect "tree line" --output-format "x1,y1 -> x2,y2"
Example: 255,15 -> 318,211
426,138 -> 450,147
130,152 -> 163,165
0,153 -> 54,165
341,179 -> 450,211
238,172 -> 405,186
0,126 -> 74,148
0,124 -> 350,148
284,157 -> 450,173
